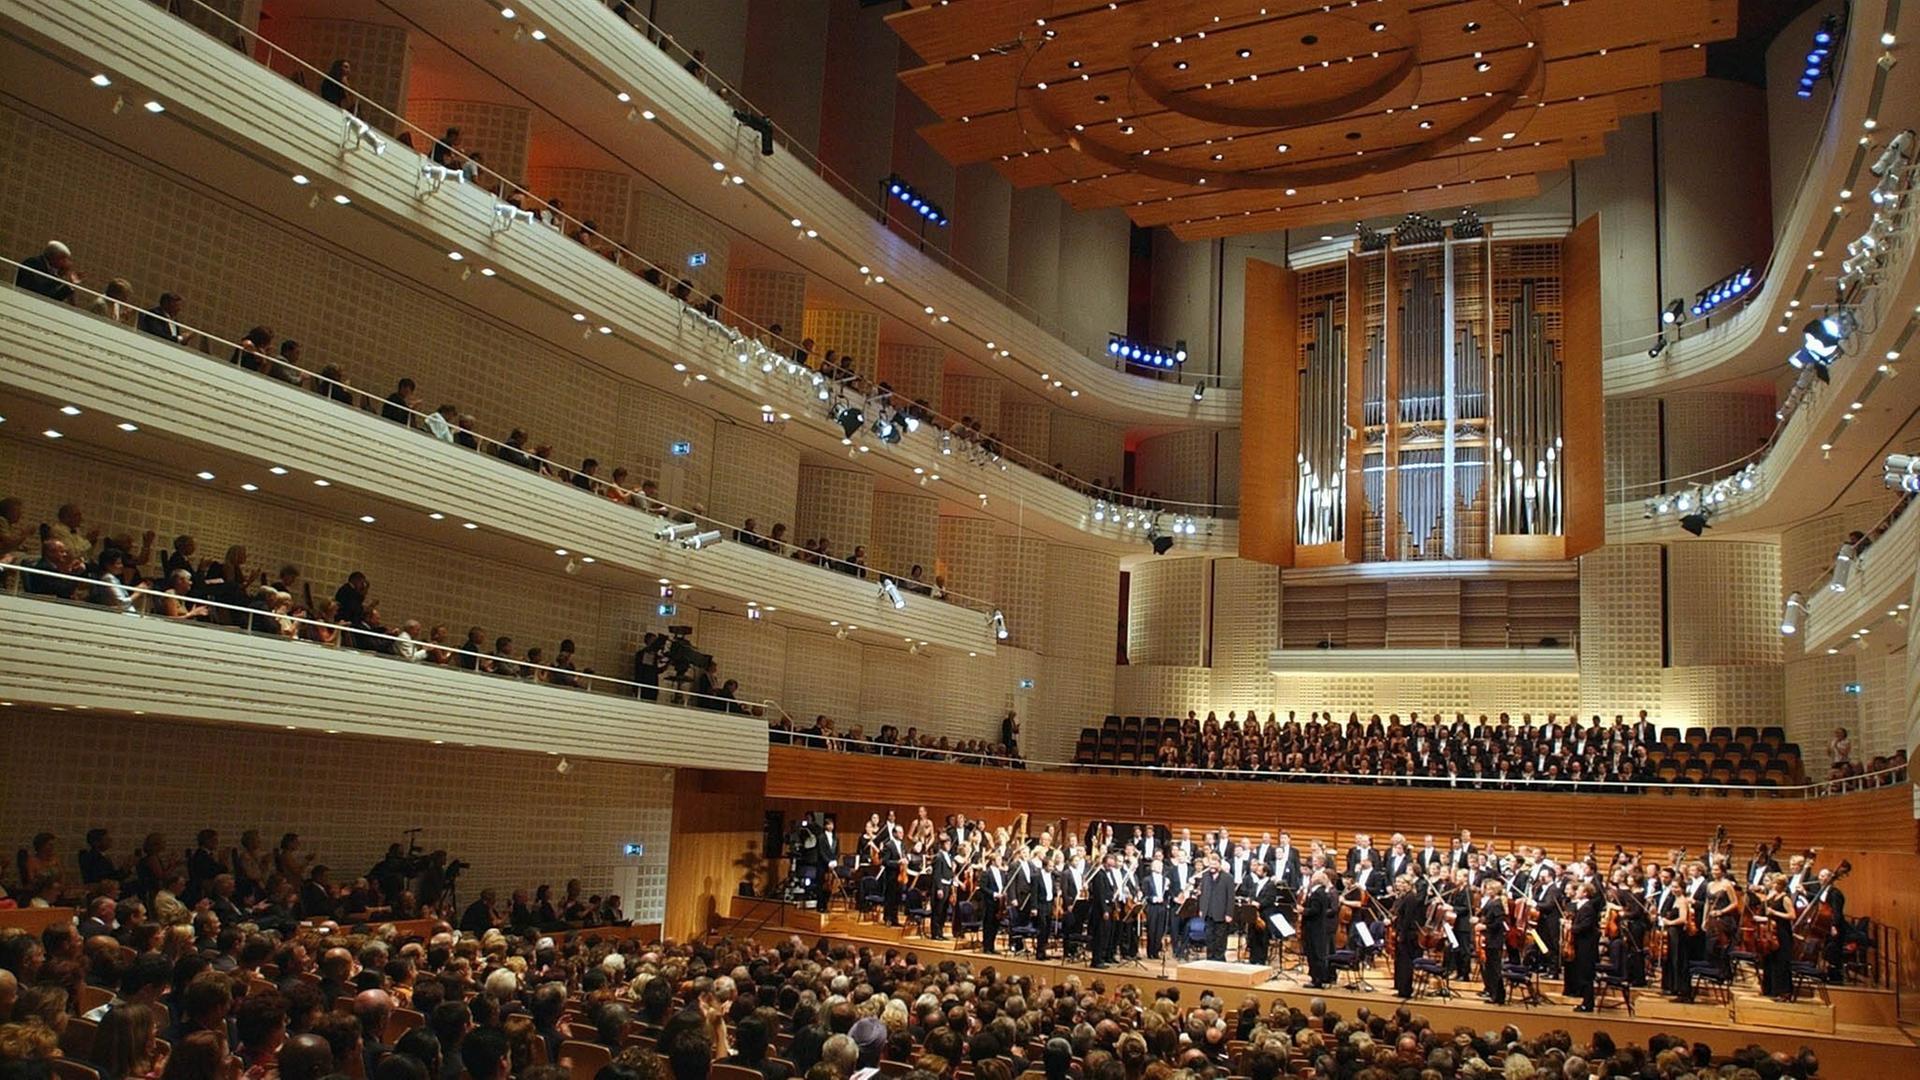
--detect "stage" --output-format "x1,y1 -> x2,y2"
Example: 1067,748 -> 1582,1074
718,897 -> 1920,1073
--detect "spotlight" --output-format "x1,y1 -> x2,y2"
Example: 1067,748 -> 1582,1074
1661,299 -> 1686,326
1780,592 -> 1806,635
1870,130 -> 1914,178
681,530 -> 725,550
1798,15 -> 1841,97
732,108 -> 775,156
1648,336 -> 1668,359
880,578 -> 906,609
1193,384 -> 1205,401
492,202 -> 538,232
1829,542 -> 1856,591
881,173 -> 947,227
419,161 -> 465,193
1109,333 -> 1188,373
1147,526 -> 1175,555
656,522 -> 699,542
989,610 -> 1009,640
830,402 -> 864,438
1678,512 -> 1711,536
1688,266 -> 1755,318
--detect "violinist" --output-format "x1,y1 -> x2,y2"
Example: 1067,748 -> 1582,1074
1759,873 -> 1796,999
1657,867 -> 1695,1002
1532,865 -> 1565,977
1446,868 -> 1475,981
1141,852 -> 1174,959
1240,859 -> 1278,964
880,824 -> 906,926
1477,878 -> 1507,1005
1389,874 -> 1426,999
1168,849 -> 1195,960
1567,880 -> 1602,1012
1683,861 -> 1711,967
1613,870 -> 1651,986
1301,869 -> 1338,988
1747,839 -> 1781,888
927,835 -> 958,941
1704,861 -> 1740,976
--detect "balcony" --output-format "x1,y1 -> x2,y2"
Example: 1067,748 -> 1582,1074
0,0 -> 1234,561
1797,497 -> 1917,651
0,285 -> 998,654
407,0 -> 1244,426
0,590 -> 767,770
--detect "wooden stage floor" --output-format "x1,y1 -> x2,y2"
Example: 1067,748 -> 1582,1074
718,898 -> 1920,1074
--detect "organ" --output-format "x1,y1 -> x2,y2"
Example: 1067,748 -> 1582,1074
1242,214 -> 1604,567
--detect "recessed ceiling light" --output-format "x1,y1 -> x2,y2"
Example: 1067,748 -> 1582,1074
448,251 -> 463,261
1175,61 -> 1188,70
580,556 -> 596,564
641,109 -> 656,120
1237,49 -> 1252,59
479,267 -> 496,277
291,173 -> 310,185
1475,61 -> 1492,72
554,548 -> 569,556
332,193 -> 351,205
116,422 -> 138,432
428,512 -> 445,520
42,429 -> 63,439
240,483 -> 258,492
1276,143 -> 1290,153
1370,22 -> 1385,32
359,515 -> 377,524
196,471 -> 216,481
269,466 -> 288,475
616,91 -> 631,103
143,100 -> 164,113
529,28 -> 546,41
711,161 -> 726,171
312,478 -> 330,487
462,522 -> 479,530
60,405 -> 82,416
572,312 -> 587,322
90,74 -> 112,87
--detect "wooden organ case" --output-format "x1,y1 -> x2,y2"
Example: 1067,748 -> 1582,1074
1240,215 -> 1603,568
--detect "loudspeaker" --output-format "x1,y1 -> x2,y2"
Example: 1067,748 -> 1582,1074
763,810 -> 786,859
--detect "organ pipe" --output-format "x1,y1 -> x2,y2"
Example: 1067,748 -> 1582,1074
1295,299 -> 1348,546
1492,282 -> 1563,536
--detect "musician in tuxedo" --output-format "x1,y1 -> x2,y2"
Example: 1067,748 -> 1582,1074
1239,860 -> 1278,965
1196,850 -> 1235,961
1451,829 -> 1476,870
1417,835 -> 1442,878
1301,870 -> 1338,988
1532,869 -> 1564,976
1271,832 -> 1301,891
1020,852 -> 1060,960
1228,843 -> 1252,888
813,814 -> 841,904
977,851 -> 1010,954
1478,879 -> 1508,1005
1251,832 -> 1275,872
1389,876 -> 1426,999
1386,836 -> 1415,882
928,837 -> 958,941
1141,853 -> 1174,960
1132,826 -> 1157,860
1168,850 -> 1195,959
1088,852 -> 1127,968
1347,834 -> 1379,878
1746,842 -> 1779,889
1446,868 -> 1476,980
879,825 -> 906,926
1683,862 -> 1711,967
1567,881 -> 1602,1012
1807,866 -> 1848,981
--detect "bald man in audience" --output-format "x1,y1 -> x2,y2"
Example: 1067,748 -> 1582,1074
279,1032 -> 338,1080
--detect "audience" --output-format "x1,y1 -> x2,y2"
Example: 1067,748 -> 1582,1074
0,920 -> 1832,1080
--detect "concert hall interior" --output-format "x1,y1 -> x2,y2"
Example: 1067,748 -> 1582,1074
5,0 -> 1920,1077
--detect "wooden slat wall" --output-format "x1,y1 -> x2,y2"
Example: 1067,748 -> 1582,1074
1238,258 -> 1299,565
662,769 -> 766,942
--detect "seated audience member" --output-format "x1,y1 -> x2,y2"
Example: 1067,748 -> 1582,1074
92,277 -> 140,326
16,240 -> 79,304
137,292 -> 190,345
382,379 -> 419,426
425,405 -> 459,443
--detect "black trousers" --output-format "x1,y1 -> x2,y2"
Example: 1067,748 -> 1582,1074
1483,943 -> 1506,1002
980,897 -> 1002,951
1306,931 -> 1334,986
1204,917 -> 1229,960
1393,936 -> 1418,997
1145,903 -> 1171,958
928,890 -> 950,937
1031,908 -> 1054,958
1091,910 -> 1115,963
883,875 -> 902,924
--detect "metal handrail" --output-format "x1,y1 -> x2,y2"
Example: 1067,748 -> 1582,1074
2,262 -> 1005,614
146,0 -> 1236,515
3,562 -> 788,721
588,0 -> 1242,387
774,734 -> 1909,797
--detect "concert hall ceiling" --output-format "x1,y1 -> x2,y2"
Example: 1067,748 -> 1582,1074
888,0 -> 1740,238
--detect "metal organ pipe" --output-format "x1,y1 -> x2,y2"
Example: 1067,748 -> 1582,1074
1296,299 -> 1347,546
1494,282 -> 1563,536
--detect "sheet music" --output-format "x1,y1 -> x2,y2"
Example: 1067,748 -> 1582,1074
1356,923 -> 1375,947
1271,913 -> 1295,938
1444,925 -> 1458,948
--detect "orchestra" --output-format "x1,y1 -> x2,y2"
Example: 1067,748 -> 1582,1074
785,811 -> 1869,1011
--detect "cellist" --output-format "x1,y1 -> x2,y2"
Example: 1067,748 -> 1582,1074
1759,873 -> 1796,999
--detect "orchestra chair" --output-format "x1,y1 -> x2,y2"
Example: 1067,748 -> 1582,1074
1686,960 -> 1733,1005
1004,908 -> 1038,955
1329,922 -> 1385,993
1411,953 -> 1453,999
1594,947 -> 1634,1014
1501,960 -> 1544,1007
857,876 -> 885,919
903,886 -> 932,935
1790,959 -> 1829,1001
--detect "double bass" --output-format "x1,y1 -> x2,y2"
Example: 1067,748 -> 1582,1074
1793,860 -> 1852,965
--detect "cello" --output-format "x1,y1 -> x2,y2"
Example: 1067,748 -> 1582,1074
1793,860 -> 1852,965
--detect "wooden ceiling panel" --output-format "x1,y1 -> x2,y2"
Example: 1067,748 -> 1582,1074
1171,173 -> 1544,239
890,0 -> 1735,235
